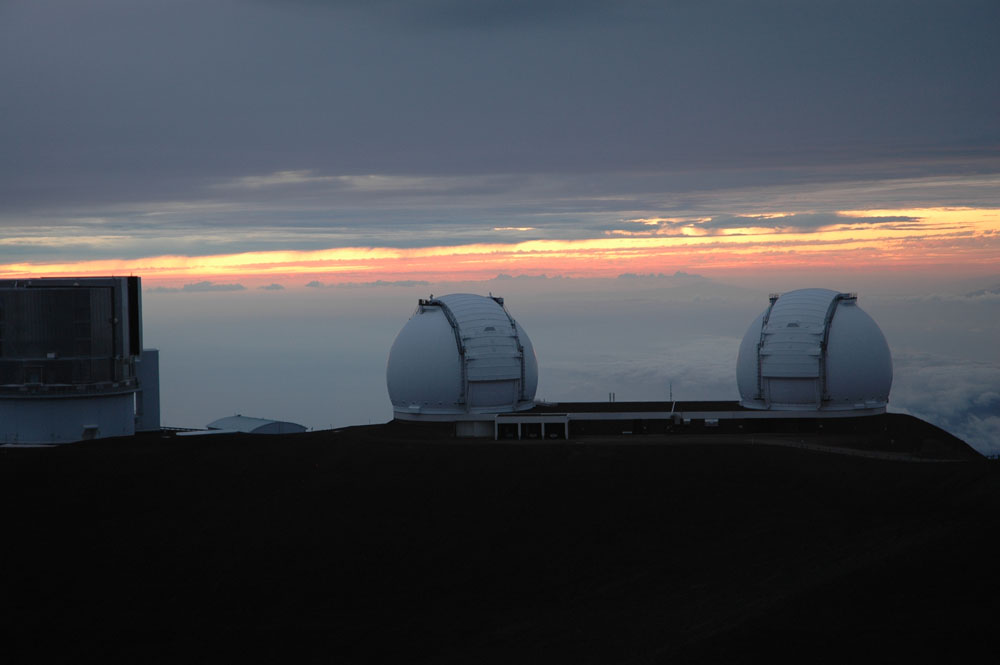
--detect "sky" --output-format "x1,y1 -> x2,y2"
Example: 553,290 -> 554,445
2,1 -> 998,451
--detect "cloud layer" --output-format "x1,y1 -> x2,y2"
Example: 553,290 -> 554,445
149,281 -> 247,293
889,353 -> 1000,455
140,274 -> 999,454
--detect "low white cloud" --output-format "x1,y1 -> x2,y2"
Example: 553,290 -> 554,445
302,279 -> 430,288
149,281 -> 247,293
537,334 -> 740,404
216,170 -> 339,189
342,280 -> 430,288
890,352 -> 1000,455
617,271 -> 704,279
182,281 -> 246,292
215,170 -> 493,194
491,273 -> 563,281
613,212 -> 922,237
0,233 -> 130,248
335,174 -> 450,192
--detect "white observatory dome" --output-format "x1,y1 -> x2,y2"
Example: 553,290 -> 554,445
387,294 -> 538,419
737,288 -> 892,411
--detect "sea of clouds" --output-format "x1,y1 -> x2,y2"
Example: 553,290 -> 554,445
143,273 -> 1000,455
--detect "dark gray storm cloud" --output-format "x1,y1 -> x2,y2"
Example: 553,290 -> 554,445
2,0 -> 998,217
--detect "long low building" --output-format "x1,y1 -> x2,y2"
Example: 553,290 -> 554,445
493,400 -> 888,440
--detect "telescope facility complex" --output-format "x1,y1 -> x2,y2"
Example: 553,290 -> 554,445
387,289 -> 894,440
2,281 -> 894,444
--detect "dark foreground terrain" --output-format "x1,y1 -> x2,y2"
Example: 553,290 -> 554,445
2,415 -> 997,663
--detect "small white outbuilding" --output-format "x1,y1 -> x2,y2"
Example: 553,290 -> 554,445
207,415 -> 307,434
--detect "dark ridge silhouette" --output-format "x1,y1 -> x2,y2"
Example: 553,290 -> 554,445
1,416 -> 995,663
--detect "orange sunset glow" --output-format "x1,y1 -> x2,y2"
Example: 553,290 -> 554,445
3,207 -> 998,287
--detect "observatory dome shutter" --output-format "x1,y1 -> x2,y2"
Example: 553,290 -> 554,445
757,290 -> 849,406
758,291 -> 829,380
437,294 -> 525,385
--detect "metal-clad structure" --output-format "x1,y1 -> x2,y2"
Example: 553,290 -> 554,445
737,288 -> 892,411
0,277 -> 158,444
0,277 -> 157,444
386,293 -> 537,419
135,348 -> 161,432
0,277 -> 141,387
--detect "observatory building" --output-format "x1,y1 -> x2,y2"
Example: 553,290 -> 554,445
387,293 -> 537,436
737,288 -> 892,412
207,415 -> 307,435
0,277 -> 160,445
488,288 -> 894,440
383,288 -> 895,439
